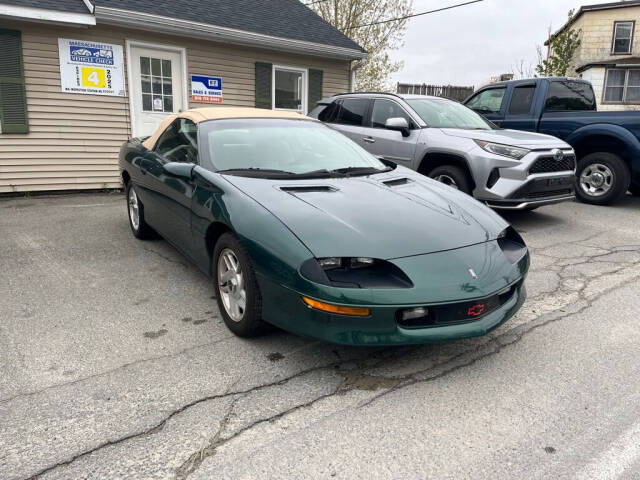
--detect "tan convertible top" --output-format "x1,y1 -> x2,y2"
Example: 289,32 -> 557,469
142,107 -> 314,150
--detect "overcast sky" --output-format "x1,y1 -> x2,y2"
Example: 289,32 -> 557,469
388,0 -> 589,88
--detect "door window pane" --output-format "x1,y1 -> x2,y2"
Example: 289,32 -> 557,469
274,69 -> 304,110
545,81 -> 596,110
604,69 -> 626,102
508,85 -> 535,115
154,119 -> 198,163
370,99 -> 413,128
466,88 -> 506,114
613,22 -> 634,54
335,98 -> 368,126
140,56 -> 175,113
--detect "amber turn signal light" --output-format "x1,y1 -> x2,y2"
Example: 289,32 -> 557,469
302,296 -> 371,317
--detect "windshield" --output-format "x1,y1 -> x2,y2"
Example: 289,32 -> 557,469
406,98 -> 492,130
198,118 -> 388,177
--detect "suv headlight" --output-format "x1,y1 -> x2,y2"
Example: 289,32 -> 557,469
474,140 -> 529,160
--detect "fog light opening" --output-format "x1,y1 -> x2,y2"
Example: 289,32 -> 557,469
401,307 -> 429,321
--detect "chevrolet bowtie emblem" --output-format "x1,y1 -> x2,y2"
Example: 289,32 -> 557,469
468,268 -> 478,280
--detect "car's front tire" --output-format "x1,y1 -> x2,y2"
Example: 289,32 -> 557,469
575,152 -> 630,205
125,181 -> 154,239
213,232 -> 266,337
427,165 -> 472,195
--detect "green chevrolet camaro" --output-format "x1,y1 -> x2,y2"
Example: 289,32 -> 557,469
119,107 -> 529,345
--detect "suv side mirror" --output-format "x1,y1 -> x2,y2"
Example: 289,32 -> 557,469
385,117 -> 410,137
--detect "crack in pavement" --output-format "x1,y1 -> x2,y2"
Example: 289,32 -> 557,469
18,237 -> 640,480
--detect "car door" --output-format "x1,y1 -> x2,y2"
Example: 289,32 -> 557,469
140,118 -> 198,252
325,97 -> 371,148
501,83 -> 538,131
465,86 -> 508,126
358,98 -> 419,167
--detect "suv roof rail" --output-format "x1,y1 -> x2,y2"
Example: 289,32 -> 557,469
331,91 -> 404,99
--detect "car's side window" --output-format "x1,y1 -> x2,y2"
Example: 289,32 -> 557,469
154,119 -> 198,163
508,85 -> 535,115
369,99 -> 414,128
318,102 -> 340,122
334,98 -> 369,126
466,88 -> 507,114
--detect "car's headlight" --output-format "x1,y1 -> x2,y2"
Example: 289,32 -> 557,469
300,257 -> 412,289
474,140 -> 529,160
497,227 -> 528,263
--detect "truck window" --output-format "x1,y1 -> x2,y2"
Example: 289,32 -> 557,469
508,85 -> 535,115
544,81 -> 596,111
466,88 -> 506,114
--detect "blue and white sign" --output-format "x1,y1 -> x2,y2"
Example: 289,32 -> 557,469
191,75 -> 223,104
58,38 -> 125,96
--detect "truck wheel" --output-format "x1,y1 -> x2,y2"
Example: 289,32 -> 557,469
428,165 -> 471,195
575,152 -> 630,205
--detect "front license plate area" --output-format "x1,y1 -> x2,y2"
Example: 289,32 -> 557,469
547,177 -> 573,187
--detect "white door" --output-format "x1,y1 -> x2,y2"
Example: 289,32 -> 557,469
129,45 -> 184,137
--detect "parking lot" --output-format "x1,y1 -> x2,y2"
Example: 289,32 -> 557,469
1,192 -> 640,480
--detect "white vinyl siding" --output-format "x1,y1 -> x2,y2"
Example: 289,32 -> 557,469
0,20 -> 351,193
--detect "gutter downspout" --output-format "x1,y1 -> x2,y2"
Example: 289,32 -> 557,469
82,0 -> 95,14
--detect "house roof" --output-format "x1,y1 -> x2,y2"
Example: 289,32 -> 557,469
547,0 -> 640,43
2,0 -> 364,56
576,56 -> 640,72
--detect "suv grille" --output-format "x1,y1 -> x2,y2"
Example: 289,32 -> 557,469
530,155 -> 575,174
525,189 -> 572,199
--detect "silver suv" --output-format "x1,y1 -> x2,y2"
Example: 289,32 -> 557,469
309,93 -> 576,210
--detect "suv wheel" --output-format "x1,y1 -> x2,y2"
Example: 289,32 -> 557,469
576,152 -> 630,205
427,165 -> 471,195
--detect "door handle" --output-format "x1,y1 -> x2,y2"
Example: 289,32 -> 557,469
363,136 -> 376,144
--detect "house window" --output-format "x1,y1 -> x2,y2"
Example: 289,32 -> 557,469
604,68 -> 640,103
273,66 -> 306,113
612,21 -> 634,54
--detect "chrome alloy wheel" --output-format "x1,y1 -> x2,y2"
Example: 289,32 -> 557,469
579,163 -> 613,197
217,248 -> 246,322
128,187 -> 140,230
433,174 -> 459,190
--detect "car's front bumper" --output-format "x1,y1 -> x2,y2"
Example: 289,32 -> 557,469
471,147 -> 576,208
257,276 -> 527,346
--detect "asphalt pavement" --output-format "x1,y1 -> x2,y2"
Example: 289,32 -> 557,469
1,192 -> 639,480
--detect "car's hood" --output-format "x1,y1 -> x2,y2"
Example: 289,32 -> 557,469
440,128 -> 570,148
223,167 -> 508,259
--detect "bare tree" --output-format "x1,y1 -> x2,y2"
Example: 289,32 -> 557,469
511,59 -> 535,79
307,0 -> 413,91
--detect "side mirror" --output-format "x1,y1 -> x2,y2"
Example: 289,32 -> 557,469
163,162 -> 194,180
385,117 -> 410,137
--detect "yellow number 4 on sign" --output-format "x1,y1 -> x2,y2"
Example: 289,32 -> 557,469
81,67 -> 106,88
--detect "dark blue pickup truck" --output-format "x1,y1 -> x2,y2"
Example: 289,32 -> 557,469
464,77 -> 640,205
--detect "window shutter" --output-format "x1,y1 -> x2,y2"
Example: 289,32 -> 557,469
0,29 -> 28,134
308,69 -> 323,110
255,62 -> 272,109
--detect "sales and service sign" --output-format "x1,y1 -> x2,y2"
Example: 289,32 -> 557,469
191,75 -> 223,104
58,39 -> 125,96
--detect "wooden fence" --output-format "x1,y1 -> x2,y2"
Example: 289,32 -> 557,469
396,83 -> 474,102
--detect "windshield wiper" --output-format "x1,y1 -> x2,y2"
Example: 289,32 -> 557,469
329,166 -> 391,176
216,167 -> 298,176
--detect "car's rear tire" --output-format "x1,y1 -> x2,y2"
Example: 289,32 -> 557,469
427,165 -> 472,195
629,183 -> 640,196
125,181 -> 154,239
213,232 -> 267,337
575,152 -> 630,205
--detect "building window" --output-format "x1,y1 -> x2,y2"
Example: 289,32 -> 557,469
273,66 -> 306,113
140,56 -> 173,113
604,68 -> 640,103
612,21 -> 634,54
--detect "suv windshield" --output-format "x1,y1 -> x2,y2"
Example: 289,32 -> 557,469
199,119 -> 388,178
406,98 -> 492,130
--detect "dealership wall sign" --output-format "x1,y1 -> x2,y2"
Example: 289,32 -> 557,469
191,75 -> 223,103
58,38 -> 126,96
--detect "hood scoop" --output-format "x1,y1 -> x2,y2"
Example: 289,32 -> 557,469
280,185 -> 337,193
382,177 -> 412,187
